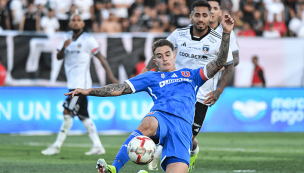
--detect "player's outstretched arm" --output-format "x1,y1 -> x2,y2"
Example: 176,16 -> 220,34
206,14 -> 234,79
64,83 -> 133,98
95,52 -> 119,84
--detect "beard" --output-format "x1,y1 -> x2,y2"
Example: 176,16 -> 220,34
72,28 -> 82,34
193,23 -> 208,32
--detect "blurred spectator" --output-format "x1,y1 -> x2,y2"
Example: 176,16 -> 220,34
112,0 -> 135,19
288,1 -> 304,37
168,0 -> 186,15
131,54 -> 146,77
232,10 -> 244,32
0,0 -> 12,30
221,0 -> 233,13
237,21 -> 256,36
128,0 -> 144,16
10,0 -> 25,30
74,0 -> 94,32
0,59 -> 6,86
19,3 -> 40,31
170,5 -> 191,31
265,0 -> 285,23
157,1 -> 170,32
263,22 -> 281,38
264,13 -> 287,36
121,18 -> 130,32
142,7 -> 162,31
37,3 -> 47,18
252,10 -> 263,36
100,12 -> 122,33
50,0 -> 72,31
251,56 -> 266,87
149,19 -> 164,33
239,0 -> 260,25
100,0 -> 114,21
129,13 -> 145,32
144,0 -> 157,8
40,8 -> 59,35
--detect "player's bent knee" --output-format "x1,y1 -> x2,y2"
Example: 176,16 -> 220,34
137,117 -> 158,136
166,162 -> 188,173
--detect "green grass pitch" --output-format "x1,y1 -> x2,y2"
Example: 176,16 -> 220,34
0,133 -> 303,173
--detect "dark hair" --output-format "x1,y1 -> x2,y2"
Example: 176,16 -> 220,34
152,39 -> 174,55
207,0 -> 221,6
252,56 -> 258,60
139,54 -> 146,61
191,0 -> 211,12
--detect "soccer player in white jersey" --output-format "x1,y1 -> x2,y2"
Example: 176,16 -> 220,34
64,13 -> 233,172
41,13 -> 119,156
142,0 -> 237,171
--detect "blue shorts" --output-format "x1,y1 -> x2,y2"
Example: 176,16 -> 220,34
146,111 -> 192,172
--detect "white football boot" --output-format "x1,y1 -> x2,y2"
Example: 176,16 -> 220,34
41,146 -> 60,155
85,146 -> 106,155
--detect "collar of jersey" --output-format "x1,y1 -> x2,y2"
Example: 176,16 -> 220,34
72,31 -> 84,41
214,22 -> 221,30
190,26 -> 211,41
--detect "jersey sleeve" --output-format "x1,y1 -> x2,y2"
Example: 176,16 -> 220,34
40,17 -> 46,28
192,66 -> 209,87
87,36 -> 100,55
166,29 -> 178,48
230,30 -> 239,53
125,72 -> 152,93
225,47 -> 234,66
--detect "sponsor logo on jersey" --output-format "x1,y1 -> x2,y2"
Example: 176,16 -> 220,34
179,52 -> 208,59
65,50 -> 80,54
171,73 -> 178,77
159,78 -> 192,88
202,45 -> 210,53
181,71 -> 190,77
77,43 -> 82,48
161,73 -> 165,79
181,42 -> 186,47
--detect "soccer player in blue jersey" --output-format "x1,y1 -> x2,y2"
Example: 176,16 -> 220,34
65,14 -> 233,173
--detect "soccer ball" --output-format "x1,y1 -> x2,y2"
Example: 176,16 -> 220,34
127,135 -> 156,165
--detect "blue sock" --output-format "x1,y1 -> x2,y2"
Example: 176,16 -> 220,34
113,130 -> 143,172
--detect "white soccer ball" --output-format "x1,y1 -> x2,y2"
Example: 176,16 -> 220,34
127,135 -> 156,165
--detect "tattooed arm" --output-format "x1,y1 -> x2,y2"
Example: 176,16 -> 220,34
204,64 -> 234,105
233,50 -> 239,67
64,83 -> 133,98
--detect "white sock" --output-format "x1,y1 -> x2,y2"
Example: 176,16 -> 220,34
53,115 -> 73,148
190,146 -> 199,156
82,118 -> 103,148
154,145 -> 163,160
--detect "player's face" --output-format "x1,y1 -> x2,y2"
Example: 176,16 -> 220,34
190,6 -> 210,32
209,1 -> 222,23
153,46 -> 176,72
69,15 -> 85,31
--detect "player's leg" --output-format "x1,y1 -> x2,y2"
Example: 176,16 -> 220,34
77,96 -> 105,155
97,113 -> 159,173
188,102 -> 208,172
41,109 -> 72,155
148,145 -> 162,170
166,161 -> 188,173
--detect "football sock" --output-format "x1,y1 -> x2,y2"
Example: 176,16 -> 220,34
113,130 -> 143,172
82,118 -> 103,148
190,145 -> 199,156
154,145 -> 163,160
53,115 -> 73,148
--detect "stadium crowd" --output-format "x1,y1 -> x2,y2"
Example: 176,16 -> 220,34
0,0 -> 304,37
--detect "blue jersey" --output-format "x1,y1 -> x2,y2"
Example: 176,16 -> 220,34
125,67 -> 208,124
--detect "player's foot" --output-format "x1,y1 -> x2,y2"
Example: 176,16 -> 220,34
96,158 -> 116,173
188,150 -> 199,172
138,170 -> 149,173
85,146 -> 105,155
148,158 -> 158,170
41,146 -> 60,155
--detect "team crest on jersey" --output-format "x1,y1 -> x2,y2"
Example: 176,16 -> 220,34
202,45 -> 210,53
77,43 -> 82,48
161,73 -> 165,79
181,71 -> 190,77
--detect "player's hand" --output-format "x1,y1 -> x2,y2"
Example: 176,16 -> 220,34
219,67 -> 225,71
221,14 -> 234,34
64,88 -> 90,98
63,39 -> 72,48
203,89 -> 222,106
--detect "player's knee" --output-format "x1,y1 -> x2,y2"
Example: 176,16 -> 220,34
63,109 -> 70,115
137,121 -> 156,136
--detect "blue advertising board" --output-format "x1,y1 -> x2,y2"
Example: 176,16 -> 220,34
0,87 -> 303,133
